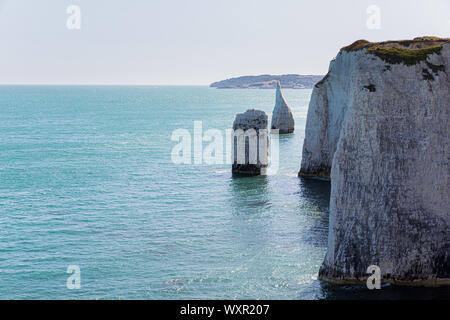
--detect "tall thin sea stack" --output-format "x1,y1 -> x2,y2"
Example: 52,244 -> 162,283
300,37 -> 450,285
232,109 -> 269,175
271,81 -> 295,134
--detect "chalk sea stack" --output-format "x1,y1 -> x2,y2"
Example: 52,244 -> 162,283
232,109 -> 269,175
300,37 -> 450,285
271,81 -> 295,134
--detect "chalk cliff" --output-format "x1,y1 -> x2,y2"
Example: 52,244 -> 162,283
271,81 -> 295,134
300,37 -> 450,285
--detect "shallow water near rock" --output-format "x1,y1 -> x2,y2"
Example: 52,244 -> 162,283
0,86 -> 448,299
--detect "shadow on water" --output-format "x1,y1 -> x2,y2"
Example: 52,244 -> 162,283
226,175 -> 272,249
228,175 -> 270,215
314,281 -> 450,300
297,177 -> 331,212
297,177 -> 331,248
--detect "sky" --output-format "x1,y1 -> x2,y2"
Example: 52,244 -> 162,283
0,0 -> 448,85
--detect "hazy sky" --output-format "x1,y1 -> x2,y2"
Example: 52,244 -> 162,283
0,0 -> 448,85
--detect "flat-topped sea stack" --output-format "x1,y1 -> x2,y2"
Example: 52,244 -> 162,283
232,109 -> 269,175
300,37 -> 450,285
271,81 -> 295,134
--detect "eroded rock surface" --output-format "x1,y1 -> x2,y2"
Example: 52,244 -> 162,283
300,37 -> 450,285
271,81 -> 295,134
232,109 -> 269,175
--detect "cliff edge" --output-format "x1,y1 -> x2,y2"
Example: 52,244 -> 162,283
300,37 -> 450,285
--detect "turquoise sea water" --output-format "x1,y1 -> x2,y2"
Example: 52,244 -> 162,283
0,86 -> 448,300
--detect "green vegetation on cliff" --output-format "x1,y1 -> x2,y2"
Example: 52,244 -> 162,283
366,45 -> 443,66
340,37 -> 449,66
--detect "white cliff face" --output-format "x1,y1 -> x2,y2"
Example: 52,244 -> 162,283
232,109 -> 269,175
271,81 -> 295,134
298,54 -> 356,179
300,39 -> 450,285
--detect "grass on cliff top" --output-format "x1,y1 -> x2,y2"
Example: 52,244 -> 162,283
339,37 -> 448,66
366,45 -> 443,66
340,40 -> 372,52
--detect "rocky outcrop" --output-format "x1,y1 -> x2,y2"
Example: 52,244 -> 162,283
232,109 -> 269,175
300,37 -> 450,285
271,81 -> 295,134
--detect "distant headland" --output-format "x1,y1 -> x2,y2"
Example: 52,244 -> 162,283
210,74 -> 324,89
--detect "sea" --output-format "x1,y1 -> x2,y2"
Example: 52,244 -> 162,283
0,85 -> 448,299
